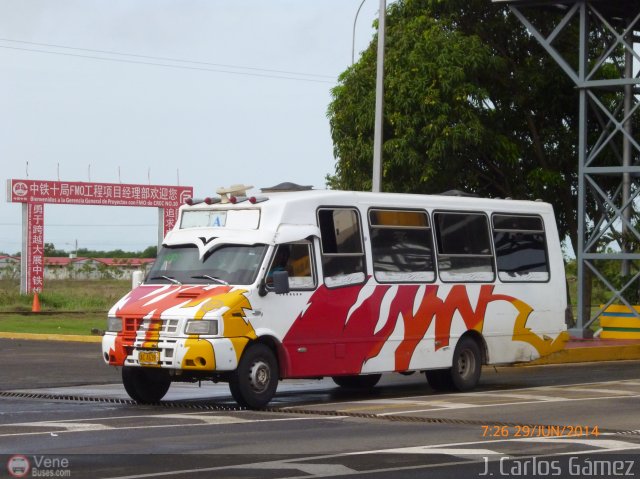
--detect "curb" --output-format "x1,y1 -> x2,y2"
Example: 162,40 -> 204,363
0,332 -> 102,343
527,344 -> 640,365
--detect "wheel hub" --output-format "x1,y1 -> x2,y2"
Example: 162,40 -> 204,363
457,349 -> 475,380
248,360 -> 270,393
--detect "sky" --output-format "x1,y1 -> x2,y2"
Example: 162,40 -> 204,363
0,0 -> 389,255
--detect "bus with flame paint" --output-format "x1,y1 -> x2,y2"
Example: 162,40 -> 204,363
102,184 -> 569,408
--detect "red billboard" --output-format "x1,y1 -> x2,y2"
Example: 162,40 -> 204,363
7,179 -> 193,294
7,179 -> 192,208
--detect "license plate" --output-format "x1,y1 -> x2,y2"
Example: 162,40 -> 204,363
138,350 -> 160,365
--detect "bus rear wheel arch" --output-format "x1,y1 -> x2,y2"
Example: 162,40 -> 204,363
229,343 -> 279,409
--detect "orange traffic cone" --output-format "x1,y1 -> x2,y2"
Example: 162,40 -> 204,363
32,293 -> 41,313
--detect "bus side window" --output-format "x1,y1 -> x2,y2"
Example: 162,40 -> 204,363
318,208 -> 366,287
492,214 -> 549,282
266,243 -> 316,290
434,212 -> 495,282
369,209 -> 435,283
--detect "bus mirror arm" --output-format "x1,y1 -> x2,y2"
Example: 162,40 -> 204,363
258,279 -> 268,297
272,271 -> 290,295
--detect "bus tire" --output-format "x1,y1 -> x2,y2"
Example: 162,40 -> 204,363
122,366 -> 171,403
332,374 -> 381,389
425,369 -> 454,391
229,344 -> 279,409
450,336 -> 482,392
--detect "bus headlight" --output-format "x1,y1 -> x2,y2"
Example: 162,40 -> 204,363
107,317 -> 122,332
185,320 -> 218,335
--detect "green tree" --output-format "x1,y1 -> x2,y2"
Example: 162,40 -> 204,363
44,243 -> 67,257
328,0 -> 595,252
140,245 -> 157,258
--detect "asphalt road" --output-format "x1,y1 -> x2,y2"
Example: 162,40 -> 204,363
1,338 -> 639,478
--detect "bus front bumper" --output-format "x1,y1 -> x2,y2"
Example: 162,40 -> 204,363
102,333 -> 250,372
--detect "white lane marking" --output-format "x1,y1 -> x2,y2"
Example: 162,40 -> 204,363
151,413 -> 249,425
331,398 -> 433,405
0,415 -> 347,438
375,394 -> 640,416
337,398 -> 478,409
521,437 -> 640,450
3,414 -> 249,430
560,387 -> 639,396
11,422 -> 113,432
619,380 -> 640,386
424,400 -> 477,409
471,392 -> 566,402
244,462 -> 357,476
0,409 -> 255,427
351,446 -> 502,457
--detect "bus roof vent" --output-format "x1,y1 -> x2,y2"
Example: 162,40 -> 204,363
261,182 -> 313,193
439,189 -> 479,198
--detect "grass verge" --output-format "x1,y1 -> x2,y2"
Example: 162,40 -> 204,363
0,313 -> 106,336
0,279 -> 130,312
0,279 -> 125,336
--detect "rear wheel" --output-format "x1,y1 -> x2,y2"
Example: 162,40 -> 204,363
229,344 -> 279,409
332,374 -> 381,389
122,367 -> 171,403
450,337 -> 482,391
425,336 -> 482,392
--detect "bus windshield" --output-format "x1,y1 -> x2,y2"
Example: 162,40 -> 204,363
146,244 -> 268,285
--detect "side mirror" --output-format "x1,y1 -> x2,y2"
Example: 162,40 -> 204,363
272,271 -> 290,294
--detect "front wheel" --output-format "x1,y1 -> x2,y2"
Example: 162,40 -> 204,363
332,374 -> 381,389
122,367 -> 171,403
229,344 -> 279,409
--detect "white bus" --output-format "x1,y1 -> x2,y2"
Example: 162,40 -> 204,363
102,184 -> 569,408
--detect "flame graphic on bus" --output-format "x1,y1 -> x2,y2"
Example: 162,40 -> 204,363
282,281 -> 566,376
107,285 -> 255,366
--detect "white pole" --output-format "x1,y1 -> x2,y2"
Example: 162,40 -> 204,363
372,0 -> 386,193
352,0 -> 367,65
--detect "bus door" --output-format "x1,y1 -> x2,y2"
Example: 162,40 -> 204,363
279,208 -> 383,377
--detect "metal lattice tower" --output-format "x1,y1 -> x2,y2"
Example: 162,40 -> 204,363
493,0 -> 640,337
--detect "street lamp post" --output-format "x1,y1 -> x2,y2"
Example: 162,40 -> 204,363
352,0 -> 367,65
372,0 -> 386,193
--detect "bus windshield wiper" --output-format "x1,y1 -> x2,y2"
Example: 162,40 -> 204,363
191,275 -> 229,286
151,275 -> 182,285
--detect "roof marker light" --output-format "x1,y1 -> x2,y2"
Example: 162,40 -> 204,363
185,197 -> 206,205
229,196 -> 248,204
204,197 -> 221,205
249,196 -> 268,204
